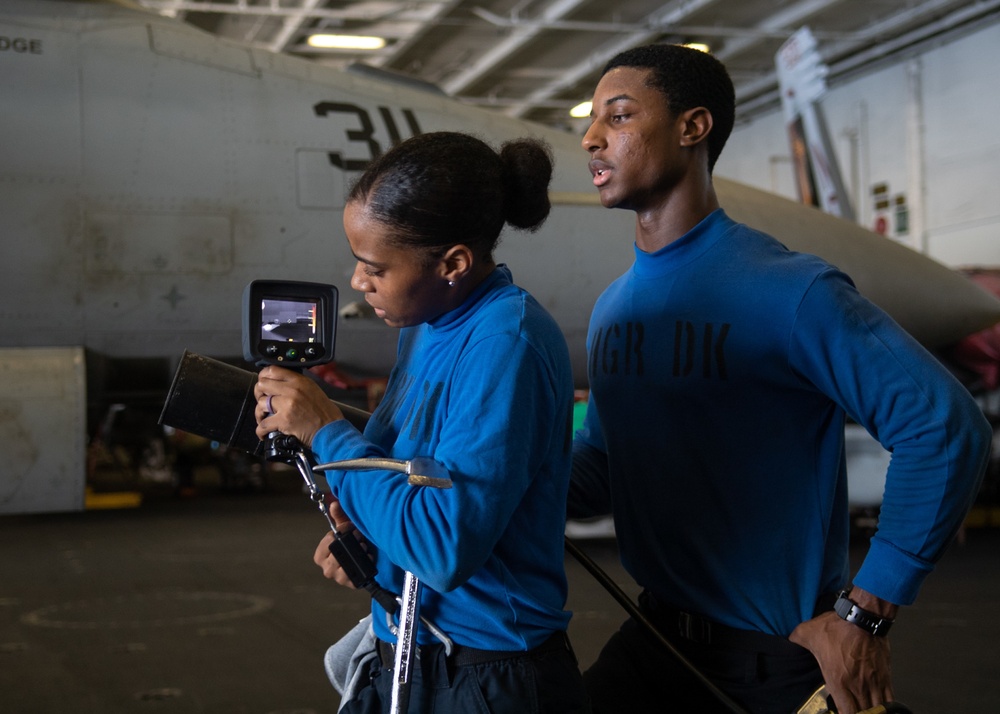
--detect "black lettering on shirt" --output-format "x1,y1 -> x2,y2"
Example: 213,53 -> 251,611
590,319 -> 728,381
674,320 -> 729,380
374,371 -> 415,425
405,379 -> 443,442
373,373 -> 445,447
589,321 -> 644,379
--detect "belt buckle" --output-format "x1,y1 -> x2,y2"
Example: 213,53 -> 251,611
677,611 -> 711,644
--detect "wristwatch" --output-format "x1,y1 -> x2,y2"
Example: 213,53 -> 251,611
834,589 -> 894,636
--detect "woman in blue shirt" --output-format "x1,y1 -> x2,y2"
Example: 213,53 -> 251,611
254,132 -> 587,714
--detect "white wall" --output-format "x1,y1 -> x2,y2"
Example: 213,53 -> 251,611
716,20 -> 1000,268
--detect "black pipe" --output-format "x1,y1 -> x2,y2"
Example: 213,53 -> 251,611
564,537 -> 750,714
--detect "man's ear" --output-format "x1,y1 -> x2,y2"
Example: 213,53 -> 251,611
439,244 -> 474,284
679,106 -> 714,149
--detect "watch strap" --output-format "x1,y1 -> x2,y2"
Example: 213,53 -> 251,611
834,589 -> 894,636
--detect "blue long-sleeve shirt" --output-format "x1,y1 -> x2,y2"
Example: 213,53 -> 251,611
569,209 -> 990,636
313,266 -> 575,650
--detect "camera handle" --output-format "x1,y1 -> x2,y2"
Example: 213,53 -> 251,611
258,380 -> 395,606
279,445 -> 397,613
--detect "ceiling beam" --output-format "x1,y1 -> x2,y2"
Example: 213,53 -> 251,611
732,0 -> 991,106
266,0 -> 327,53
736,0 -> 1000,118
137,0 -> 390,23
500,0 -> 723,118
441,0 -> 592,95
472,7 -> 867,41
369,0 -> 466,68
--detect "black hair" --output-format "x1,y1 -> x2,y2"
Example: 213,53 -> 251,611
603,44 -> 735,172
348,132 -> 553,261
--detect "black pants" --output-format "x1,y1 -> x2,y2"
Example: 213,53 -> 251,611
584,594 -> 823,714
342,632 -> 591,714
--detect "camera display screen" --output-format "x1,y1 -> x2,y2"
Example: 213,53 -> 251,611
243,280 -> 338,368
260,298 -> 317,344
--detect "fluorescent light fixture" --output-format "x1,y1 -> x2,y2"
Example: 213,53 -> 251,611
683,42 -> 711,53
569,101 -> 592,119
307,34 -> 386,50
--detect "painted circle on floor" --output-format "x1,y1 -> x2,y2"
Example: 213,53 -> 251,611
21,591 -> 273,629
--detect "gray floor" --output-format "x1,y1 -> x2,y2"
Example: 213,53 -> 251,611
1,470 -> 997,713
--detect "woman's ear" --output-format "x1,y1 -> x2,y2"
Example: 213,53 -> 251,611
439,244 -> 474,284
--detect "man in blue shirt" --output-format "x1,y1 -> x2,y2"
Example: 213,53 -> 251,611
568,43 -> 990,714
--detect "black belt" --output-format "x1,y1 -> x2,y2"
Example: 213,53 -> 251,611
376,630 -> 573,668
639,591 -> 835,657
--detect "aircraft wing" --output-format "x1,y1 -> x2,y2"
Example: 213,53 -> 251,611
716,178 -> 1000,349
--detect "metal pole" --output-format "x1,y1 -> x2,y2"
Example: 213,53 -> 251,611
390,571 -> 422,714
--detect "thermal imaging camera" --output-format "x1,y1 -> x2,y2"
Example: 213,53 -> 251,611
242,280 -> 338,368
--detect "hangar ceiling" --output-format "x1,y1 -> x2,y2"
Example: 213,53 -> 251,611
134,0 -> 1000,130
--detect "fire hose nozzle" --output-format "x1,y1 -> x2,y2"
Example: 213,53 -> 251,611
317,456 -> 453,489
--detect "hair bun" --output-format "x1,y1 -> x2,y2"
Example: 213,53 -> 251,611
500,139 -> 553,232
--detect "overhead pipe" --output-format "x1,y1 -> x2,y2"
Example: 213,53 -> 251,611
499,0 -> 720,118
442,0 -> 591,95
735,0 -> 1000,119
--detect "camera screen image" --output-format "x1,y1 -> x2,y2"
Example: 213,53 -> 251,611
260,298 -> 317,344
243,279 -> 337,367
